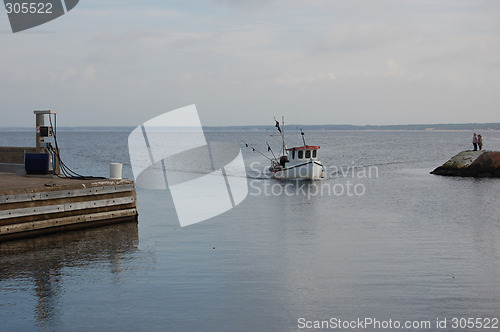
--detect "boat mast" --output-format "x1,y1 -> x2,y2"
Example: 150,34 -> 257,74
281,116 -> 287,157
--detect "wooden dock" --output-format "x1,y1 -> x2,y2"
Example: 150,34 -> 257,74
0,172 -> 138,241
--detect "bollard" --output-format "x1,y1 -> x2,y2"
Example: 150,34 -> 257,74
109,163 -> 123,179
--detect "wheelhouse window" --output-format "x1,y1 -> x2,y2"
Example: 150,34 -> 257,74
298,150 -> 303,159
312,150 -> 317,158
305,150 -> 311,158
292,149 -> 295,159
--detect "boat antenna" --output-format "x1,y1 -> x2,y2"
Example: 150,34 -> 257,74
300,128 -> 307,146
282,116 -> 286,156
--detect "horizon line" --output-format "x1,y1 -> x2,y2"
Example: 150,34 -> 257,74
1,122 -> 500,129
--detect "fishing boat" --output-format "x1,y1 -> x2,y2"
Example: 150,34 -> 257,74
270,145 -> 325,180
244,117 -> 325,180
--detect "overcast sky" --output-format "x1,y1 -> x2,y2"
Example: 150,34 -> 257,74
1,0 -> 499,127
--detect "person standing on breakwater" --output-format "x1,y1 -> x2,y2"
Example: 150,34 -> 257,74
473,133 -> 478,151
478,134 -> 483,151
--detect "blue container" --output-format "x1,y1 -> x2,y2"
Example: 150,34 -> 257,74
25,153 -> 50,174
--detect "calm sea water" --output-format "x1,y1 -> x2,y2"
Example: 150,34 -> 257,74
1,129 -> 499,331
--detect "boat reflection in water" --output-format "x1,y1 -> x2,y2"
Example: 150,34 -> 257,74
0,221 -> 139,328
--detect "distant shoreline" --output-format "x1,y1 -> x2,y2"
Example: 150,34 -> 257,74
1,123 -> 499,131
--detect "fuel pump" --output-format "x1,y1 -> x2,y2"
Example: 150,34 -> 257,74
26,110 -> 59,174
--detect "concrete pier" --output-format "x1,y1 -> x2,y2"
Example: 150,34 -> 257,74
0,172 -> 138,241
431,150 -> 500,178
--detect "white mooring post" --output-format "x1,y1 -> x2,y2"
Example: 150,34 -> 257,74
109,163 -> 123,179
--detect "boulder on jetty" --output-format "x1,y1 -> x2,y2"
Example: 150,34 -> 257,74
431,151 -> 500,178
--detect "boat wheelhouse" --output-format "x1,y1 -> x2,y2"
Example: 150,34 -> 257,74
270,145 -> 325,180
289,145 -> 320,161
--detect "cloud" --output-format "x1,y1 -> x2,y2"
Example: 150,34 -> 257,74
52,68 -> 78,83
385,59 -> 407,78
84,65 -> 97,81
276,72 -> 336,86
210,0 -> 274,11
312,23 -> 407,54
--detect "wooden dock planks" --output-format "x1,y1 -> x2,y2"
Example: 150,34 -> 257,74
0,172 -> 138,240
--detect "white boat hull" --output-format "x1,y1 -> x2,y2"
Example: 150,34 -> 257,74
272,160 -> 325,180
